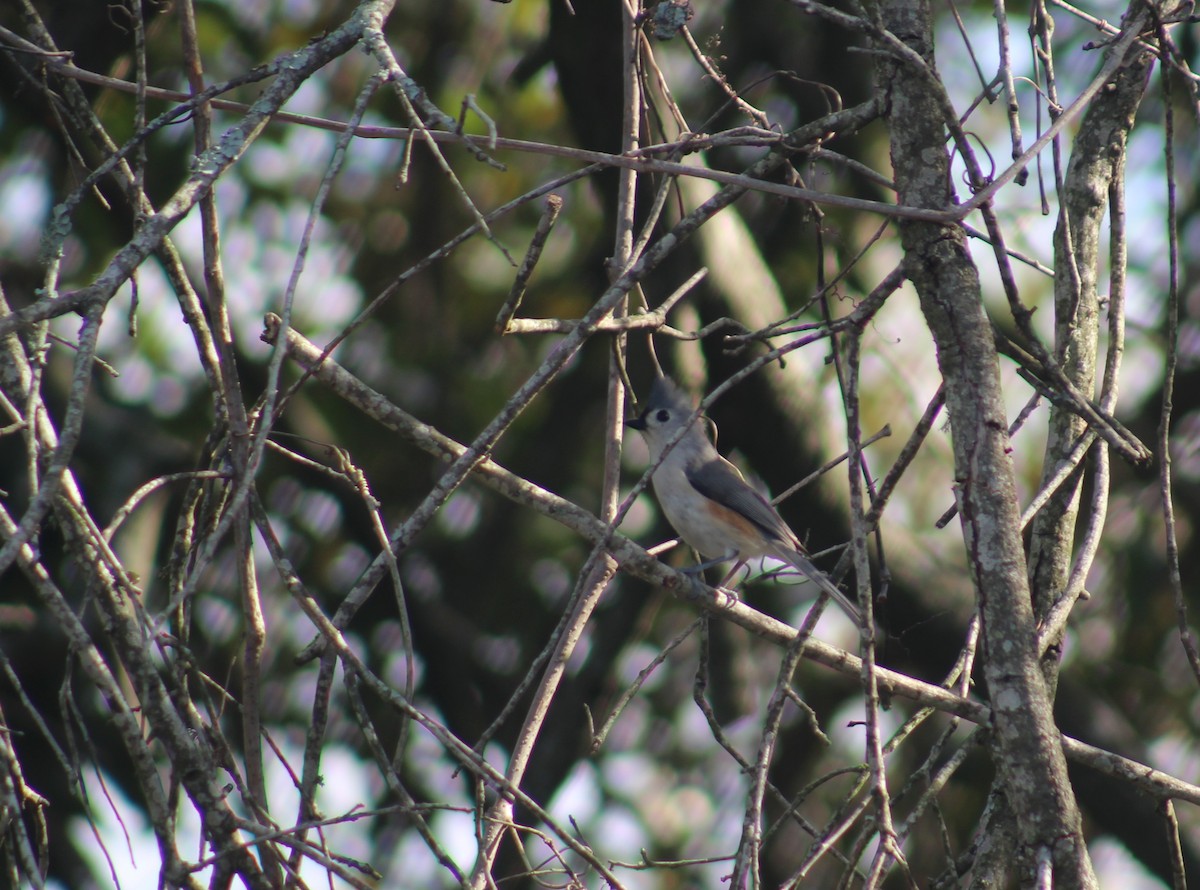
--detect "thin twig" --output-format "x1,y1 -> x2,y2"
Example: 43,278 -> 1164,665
1154,40 -> 1200,685
495,194 -> 564,333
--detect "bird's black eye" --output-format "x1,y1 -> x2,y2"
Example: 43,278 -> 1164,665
655,409 -> 670,423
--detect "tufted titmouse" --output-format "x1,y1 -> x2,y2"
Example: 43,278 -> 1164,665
627,376 -> 863,627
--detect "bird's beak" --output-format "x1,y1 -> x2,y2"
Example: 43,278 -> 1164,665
625,414 -> 647,431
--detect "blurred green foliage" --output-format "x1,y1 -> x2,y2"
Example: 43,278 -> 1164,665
0,0 -> 1199,887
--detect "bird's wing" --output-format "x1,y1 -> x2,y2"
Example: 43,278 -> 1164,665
688,457 -> 863,626
685,457 -> 795,546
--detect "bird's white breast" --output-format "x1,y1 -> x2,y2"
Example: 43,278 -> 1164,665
651,460 -> 768,561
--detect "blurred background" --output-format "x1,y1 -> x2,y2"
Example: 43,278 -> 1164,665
0,0 -> 1198,886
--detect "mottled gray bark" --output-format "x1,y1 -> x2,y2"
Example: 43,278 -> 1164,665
1029,45 -> 1154,675
876,0 -> 1097,884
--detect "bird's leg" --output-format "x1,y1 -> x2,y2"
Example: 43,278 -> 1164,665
679,553 -> 751,599
679,551 -> 738,576
715,560 -> 748,591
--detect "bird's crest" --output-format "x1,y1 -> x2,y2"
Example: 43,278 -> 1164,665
644,376 -> 693,415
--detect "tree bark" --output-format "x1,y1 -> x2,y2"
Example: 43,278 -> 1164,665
877,0 -> 1097,884
1029,39 -> 1153,683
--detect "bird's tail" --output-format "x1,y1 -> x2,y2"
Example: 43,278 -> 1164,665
768,544 -> 864,627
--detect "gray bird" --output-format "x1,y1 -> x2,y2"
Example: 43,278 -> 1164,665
627,377 -> 863,627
